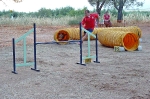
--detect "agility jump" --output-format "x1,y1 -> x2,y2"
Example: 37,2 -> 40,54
12,23 -> 39,74
12,23 -> 100,74
77,23 -> 100,66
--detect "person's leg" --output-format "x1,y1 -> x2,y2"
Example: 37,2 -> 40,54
109,21 -> 112,27
81,29 -> 93,43
82,33 -> 88,42
78,31 -> 86,44
104,21 -> 108,27
83,31 -> 86,37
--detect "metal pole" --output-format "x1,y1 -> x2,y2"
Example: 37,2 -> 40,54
12,38 -> 17,74
80,23 -> 82,64
76,23 -> 85,66
31,23 -> 40,72
94,34 -> 100,63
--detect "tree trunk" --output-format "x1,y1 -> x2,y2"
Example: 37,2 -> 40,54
97,8 -> 101,16
96,0 -> 101,16
96,0 -> 106,16
117,0 -> 123,23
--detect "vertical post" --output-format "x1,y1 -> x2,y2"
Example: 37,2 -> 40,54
12,38 -> 17,74
76,23 -> 85,66
94,34 -> 100,63
31,23 -> 40,72
80,23 -> 82,64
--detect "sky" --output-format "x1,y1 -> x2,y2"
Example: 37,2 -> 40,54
0,0 -> 150,12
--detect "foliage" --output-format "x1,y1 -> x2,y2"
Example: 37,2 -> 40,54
13,0 -> 22,3
112,0 -> 144,21
88,0 -> 109,15
0,6 -> 88,18
0,6 -> 150,26
87,0 -> 144,21
68,15 -> 83,25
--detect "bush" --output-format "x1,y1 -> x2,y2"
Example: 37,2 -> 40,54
68,16 -> 82,25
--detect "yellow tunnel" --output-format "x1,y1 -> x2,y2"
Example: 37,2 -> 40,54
97,30 -> 139,51
54,26 -> 142,42
97,26 -> 142,38
53,26 -> 141,51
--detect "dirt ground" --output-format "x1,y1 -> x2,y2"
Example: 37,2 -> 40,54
0,23 -> 150,99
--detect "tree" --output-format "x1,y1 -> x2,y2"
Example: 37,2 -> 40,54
0,0 -> 22,5
88,0 -> 144,22
112,0 -> 144,22
88,0 -> 108,16
13,0 -> 22,3
0,0 -> 23,7
37,8 -> 52,17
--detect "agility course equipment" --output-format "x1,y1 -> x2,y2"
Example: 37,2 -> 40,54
54,28 -> 96,43
97,30 -> 139,51
36,23 -> 100,66
98,26 -> 142,38
53,26 -> 142,42
12,23 -> 40,74
34,23 -> 100,67
76,23 -> 100,66
53,26 -> 141,51
35,23 -> 100,66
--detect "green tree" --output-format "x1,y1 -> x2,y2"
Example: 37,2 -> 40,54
112,0 -> 144,22
88,0 -> 144,22
88,0 -> 109,15
59,6 -> 74,16
37,8 -> 52,17
13,0 -> 22,3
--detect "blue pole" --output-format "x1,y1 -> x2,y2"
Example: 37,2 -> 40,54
80,23 -> 82,64
31,23 -> 40,72
94,34 -> 100,63
12,38 -> 17,74
76,23 -> 85,66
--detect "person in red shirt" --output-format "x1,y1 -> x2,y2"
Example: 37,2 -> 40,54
103,11 -> 112,27
81,10 -> 99,44
90,13 -> 99,27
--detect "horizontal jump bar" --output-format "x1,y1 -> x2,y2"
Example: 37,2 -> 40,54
36,40 -> 80,45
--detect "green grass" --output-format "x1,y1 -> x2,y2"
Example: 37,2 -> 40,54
0,16 -> 78,26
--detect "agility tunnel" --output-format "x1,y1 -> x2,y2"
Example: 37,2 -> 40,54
54,28 -> 79,41
97,30 -> 139,51
109,26 -> 142,37
54,26 -> 142,42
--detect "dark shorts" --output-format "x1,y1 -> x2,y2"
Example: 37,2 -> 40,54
84,29 -> 93,35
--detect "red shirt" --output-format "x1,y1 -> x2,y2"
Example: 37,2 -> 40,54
91,13 -> 99,19
104,14 -> 110,21
81,13 -> 99,30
